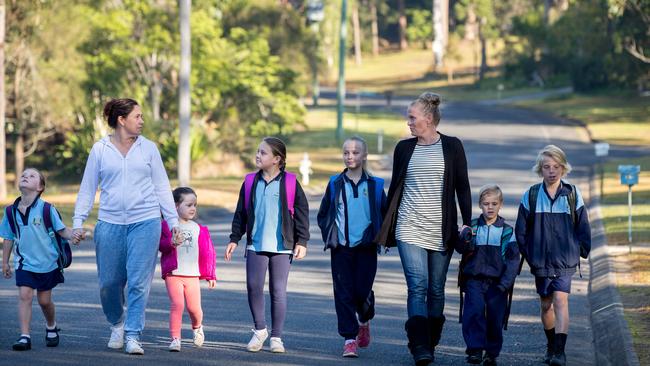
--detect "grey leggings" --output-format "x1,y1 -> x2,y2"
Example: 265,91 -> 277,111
246,250 -> 291,338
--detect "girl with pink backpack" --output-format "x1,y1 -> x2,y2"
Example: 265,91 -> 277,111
225,137 -> 310,354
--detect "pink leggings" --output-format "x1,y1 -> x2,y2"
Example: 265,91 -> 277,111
165,276 -> 203,339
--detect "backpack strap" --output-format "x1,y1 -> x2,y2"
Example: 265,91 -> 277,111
500,225 -> 514,259
568,184 -> 577,227
5,205 -> 17,238
243,172 -> 257,213
284,171 -> 297,217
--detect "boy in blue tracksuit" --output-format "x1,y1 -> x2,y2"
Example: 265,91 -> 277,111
317,137 -> 386,359
457,184 -> 519,366
515,145 -> 591,366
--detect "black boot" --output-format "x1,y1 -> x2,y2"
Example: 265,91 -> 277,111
428,315 -> 445,352
550,333 -> 567,366
543,328 -> 555,364
405,316 -> 432,366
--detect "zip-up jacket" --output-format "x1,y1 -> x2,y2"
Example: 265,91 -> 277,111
317,170 -> 387,250
73,136 -> 178,229
515,181 -> 591,277
229,170 -> 310,250
375,135 -> 472,248
159,220 -> 216,280
457,216 -> 519,291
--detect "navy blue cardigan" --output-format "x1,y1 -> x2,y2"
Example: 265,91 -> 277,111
317,170 -> 387,250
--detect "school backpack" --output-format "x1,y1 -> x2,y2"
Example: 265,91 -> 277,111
244,171 -> 297,217
4,199 -> 72,271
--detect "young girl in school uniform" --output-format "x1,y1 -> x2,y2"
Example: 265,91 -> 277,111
160,187 -> 216,352
225,137 -> 310,353
1,168 -> 79,351
317,137 -> 386,358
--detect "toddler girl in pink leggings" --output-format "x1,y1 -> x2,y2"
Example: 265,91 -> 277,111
159,187 -> 216,352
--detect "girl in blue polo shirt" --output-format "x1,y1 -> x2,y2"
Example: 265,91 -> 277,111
1,168 -> 78,351
317,136 -> 386,358
225,137 -> 310,354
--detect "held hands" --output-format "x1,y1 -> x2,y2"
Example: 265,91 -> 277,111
72,228 -> 86,245
171,227 -> 183,247
224,242 -> 238,261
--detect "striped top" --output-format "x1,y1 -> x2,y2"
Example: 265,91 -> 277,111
395,140 -> 445,251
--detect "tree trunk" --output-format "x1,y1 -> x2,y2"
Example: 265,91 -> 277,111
352,4 -> 362,65
432,0 -> 449,68
0,0 -> 6,199
151,73 -> 162,122
14,133 -> 23,189
370,0 -> 379,56
178,0 -> 191,185
479,22 -> 487,82
398,0 -> 408,50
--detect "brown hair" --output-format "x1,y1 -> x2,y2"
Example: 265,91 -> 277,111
23,167 -> 46,194
263,137 -> 287,170
103,98 -> 139,129
172,187 -> 197,205
410,92 -> 442,126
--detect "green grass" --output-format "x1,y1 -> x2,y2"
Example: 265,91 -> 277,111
514,92 -> 650,146
599,156 -> 650,246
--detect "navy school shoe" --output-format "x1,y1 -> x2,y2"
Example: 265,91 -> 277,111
466,349 -> 483,364
46,326 -> 60,347
482,354 -> 497,366
12,336 -> 32,351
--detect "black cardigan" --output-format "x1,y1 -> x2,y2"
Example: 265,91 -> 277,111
229,170 -> 310,249
375,134 -> 472,249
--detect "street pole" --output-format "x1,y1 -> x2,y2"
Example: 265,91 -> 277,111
628,184 -> 632,253
336,0 -> 348,143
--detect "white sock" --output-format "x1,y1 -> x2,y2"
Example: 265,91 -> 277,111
19,334 -> 30,343
46,323 -> 58,338
345,339 -> 356,345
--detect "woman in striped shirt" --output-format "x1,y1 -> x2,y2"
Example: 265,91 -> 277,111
376,92 -> 472,366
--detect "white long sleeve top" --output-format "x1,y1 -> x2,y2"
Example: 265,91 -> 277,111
73,135 -> 178,229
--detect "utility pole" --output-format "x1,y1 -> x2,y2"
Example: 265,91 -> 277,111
178,0 -> 191,186
336,0 -> 347,143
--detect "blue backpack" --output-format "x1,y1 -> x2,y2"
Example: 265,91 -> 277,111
4,199 -> 72,271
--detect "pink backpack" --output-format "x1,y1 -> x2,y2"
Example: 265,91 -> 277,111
244,171 -> 297,217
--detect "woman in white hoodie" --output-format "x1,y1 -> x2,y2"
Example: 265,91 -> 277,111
73,98 -> 179,355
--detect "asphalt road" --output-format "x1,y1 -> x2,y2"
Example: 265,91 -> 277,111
0,98 -> 598,366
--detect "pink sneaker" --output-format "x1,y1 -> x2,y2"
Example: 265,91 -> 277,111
342,340 -> 358,358
357,323 -> 370,348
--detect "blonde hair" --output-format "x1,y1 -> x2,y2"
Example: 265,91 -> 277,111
478,184 -> 503,204
343,136 -> 369,169
532,145 -> 572,177
410,92 -> 442,126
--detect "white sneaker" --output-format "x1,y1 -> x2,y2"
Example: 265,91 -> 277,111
270,337 -> 285,353
246,328 -> 268,352
124,336 -> 144,355
193,326 -> 205,347
107,323 -> 124,349
168,338 -> 181,352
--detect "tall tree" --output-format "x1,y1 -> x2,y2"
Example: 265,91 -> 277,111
455,0 -> 497,81
177,0 -> 190,186
352,3 -> 362,65
369,0 -> 379,56
0,0 -> 5,200
432,0 -> 449,67
398,0 -> 408,49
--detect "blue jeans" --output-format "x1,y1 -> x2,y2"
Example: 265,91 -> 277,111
397,240 -> 453,318
94,218 -> 161,339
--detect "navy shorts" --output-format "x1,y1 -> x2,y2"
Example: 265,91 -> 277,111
535,275 -> 572,297
15,268 -> 64,291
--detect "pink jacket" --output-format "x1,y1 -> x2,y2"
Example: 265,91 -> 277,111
159,220 -> 217,280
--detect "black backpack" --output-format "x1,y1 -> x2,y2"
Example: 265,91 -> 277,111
5,198 -> 72,271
